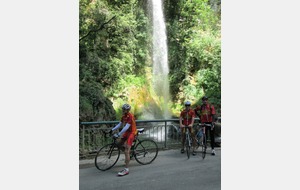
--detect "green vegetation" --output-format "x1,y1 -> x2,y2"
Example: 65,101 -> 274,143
79,0 -> 221,121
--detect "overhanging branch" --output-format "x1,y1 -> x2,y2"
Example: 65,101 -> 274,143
79,16 -> 116,42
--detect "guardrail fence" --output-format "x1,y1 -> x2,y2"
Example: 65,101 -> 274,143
80,119 -> 201,159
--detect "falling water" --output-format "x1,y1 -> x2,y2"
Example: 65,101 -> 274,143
150,0 -> 170,119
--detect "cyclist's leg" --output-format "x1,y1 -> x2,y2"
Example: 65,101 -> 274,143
210,124 -> 215,149
123,133 -> 135,168
116,137 -> 125,151
116,132 -> 134,176
181,127 -> 185,153
210,123 -> 215,155
204,124 -> 209,149
190,127 -> 196,155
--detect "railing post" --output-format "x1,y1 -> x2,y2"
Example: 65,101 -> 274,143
82,125 -> 85,151
164,121 -> 167,148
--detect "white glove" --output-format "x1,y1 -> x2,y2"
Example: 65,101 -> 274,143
113,133 -> 119,138
211,123 -> 215,130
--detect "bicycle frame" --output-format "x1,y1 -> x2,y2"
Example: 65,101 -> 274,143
95,128 -> 159,171
195,123 -> 212,159
184,126 -> 192,159
186,129 -> 191,147
130,137 -> 141,158
108,134 -> 142,159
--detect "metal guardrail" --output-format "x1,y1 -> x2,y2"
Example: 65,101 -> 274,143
79,119 -> 200,159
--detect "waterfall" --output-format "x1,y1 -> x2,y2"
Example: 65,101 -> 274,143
149,0 -> 171,119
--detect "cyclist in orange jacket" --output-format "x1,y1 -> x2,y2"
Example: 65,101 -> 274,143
194,96 -> 216,156
110,103 -> 137,176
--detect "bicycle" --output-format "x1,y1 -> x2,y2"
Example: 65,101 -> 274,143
94,128 -> 159,171
195,123 -> 212,159
183,126 -> 193,159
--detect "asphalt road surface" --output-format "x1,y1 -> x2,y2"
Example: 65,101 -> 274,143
80,148 -> 221,190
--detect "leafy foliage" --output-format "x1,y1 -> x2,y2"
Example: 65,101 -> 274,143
79,0 -> 221,120
166,0 -> 221,115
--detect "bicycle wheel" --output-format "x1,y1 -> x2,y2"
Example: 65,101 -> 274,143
186,135 -> 191,159
201,135 -> 207,159
94,143 -> 120,171
195,130 -> 203,150
134,139 -> 158,165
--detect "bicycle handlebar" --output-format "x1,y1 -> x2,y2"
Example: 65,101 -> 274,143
198,123 -> 213,127
98,128 -> 116,139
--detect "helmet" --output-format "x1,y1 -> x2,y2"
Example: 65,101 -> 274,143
202,96 -> 208,101
184,101 -> 191,106
122,103 -> 131,110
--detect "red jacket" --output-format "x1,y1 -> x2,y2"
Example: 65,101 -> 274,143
180,109 -> 195,126
121,112 -> 137,135
194,104 -> 216,122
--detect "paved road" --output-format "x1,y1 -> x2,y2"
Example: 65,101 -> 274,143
80,148 -> 221,190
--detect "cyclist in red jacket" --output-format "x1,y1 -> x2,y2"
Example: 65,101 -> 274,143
194,96 -> 216,155
111,103 -> 137,176
179,101 -> 197,155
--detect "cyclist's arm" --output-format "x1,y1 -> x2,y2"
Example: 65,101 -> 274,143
118,123 -> 131,136
189,116 -> 195,127
211,115 -> 216,129
112,122 -> 122,131
210,104 -> 216,123
194,108 -> 200,118
179,116 -> 183,128
212,114 -> 216,122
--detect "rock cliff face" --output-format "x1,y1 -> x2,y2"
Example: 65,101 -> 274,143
93,96 -> 116,122
79,99 -> 116,122
79,86 -> 116,122
96,97 -> 116,121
